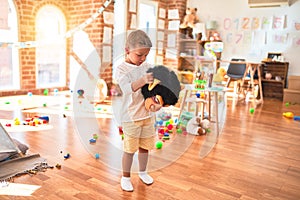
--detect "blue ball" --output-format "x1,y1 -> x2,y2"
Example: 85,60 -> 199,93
95,153 -> 100,159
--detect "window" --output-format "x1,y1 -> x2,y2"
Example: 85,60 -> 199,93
0,0 -> 20,90
36,5 -> 66,88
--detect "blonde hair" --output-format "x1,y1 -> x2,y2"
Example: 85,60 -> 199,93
126,30 -> 152,50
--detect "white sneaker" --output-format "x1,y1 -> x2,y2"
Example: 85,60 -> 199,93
138,171 -> 153,185
120,176 -> 133,192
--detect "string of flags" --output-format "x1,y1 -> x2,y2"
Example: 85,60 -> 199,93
0,0 -> 113,49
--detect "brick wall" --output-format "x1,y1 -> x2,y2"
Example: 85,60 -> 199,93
0,0 -> 187,97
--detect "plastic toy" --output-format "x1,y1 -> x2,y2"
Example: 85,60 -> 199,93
93,134 -> 99,140
283,112 -> 294,119
89,138 -> 96,143
77,89 -> 84,98
249,108 -> 255,114
156,141 -> 163,149
294,116 -> 300,121
176,128 -> 183,134
43,89 -> 49,96
64,153 -> 70,159
142,66 -> 180,111
55,163 -> 62,169
95,153 -> 100,159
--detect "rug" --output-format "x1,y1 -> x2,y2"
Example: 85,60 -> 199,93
0,154 -> 50,181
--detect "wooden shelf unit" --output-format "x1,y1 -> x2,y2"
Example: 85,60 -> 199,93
260,61 -> 289,100
177,39 -> 199,84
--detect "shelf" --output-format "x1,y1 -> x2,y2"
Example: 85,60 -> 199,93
261,79 -> 284,84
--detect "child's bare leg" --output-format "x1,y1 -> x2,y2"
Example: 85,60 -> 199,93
138,147 -> 148,171
121,152 -> 134,191
122,152 -> 134,177
138,147 -> 153,185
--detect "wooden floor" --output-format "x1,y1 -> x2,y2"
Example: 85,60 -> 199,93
1,97 -> 300,200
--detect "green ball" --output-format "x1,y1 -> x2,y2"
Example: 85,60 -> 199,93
156,141 -> 163,149
249,108 -> 255,114
177,128 -> 183,134
285,102 -> 290,107
43,89 -> 49,96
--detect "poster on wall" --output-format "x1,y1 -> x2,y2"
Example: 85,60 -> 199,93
272,15 -> 286,30
168,9 -> 179,19
103,27 -> 112,44
292,35 -> 300,47
129,0 -> 136,12
159,8 -> 166,18
261,16 -> 273,30
168,20 -> 180,30
103,11 -> 114,25
102,46 -> 111,63
130,14 -> 137,29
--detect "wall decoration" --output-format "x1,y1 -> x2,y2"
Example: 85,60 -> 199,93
271,32 -> 288,44
252,31 -> 266,45
251,17 -> 260,30
158,19 -> 165,29
130,14 -> 137,29
167,34 -> 176,48
103,11 -> 114,24
243,31 -> 252,45
168,20 -> 180,30
261,16 -> 272,30
157,41 -> 164,54
159,8 -> 166,18
168,9 -> 179,19
272,15 -> 285,30
292,35 -> 300,47
157,31 -> 164,41
156,55 -> 163,65
129,0 -> 136,12
102,46 -> 111,63
241,17 -> 251,30
103,26 -> 112,44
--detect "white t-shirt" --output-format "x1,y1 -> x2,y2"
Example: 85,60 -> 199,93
114,61 -> 153,123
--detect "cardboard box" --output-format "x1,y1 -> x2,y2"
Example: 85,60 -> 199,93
283,89 -> 300,104
287,76 -> 300,90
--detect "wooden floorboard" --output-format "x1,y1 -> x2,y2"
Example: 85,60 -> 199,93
1,97 -> 300,200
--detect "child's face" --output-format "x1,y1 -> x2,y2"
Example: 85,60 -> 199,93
125,47 -> 150,66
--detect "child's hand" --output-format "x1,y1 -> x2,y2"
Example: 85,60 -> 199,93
143,72 -> 153,85
149,103 -> 162,112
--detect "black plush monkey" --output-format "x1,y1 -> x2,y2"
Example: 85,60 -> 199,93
141,65 -> 181,111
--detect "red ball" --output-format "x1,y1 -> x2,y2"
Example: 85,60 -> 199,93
167,124 -> 173,130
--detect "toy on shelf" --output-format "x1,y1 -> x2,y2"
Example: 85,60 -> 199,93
179,7 -> 200,39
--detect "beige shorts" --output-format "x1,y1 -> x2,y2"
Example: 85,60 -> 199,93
122,117 -> 156,153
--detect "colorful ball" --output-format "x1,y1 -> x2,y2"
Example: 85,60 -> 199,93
156,141 -> 163,149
